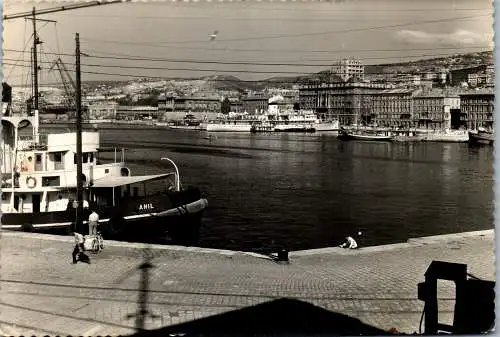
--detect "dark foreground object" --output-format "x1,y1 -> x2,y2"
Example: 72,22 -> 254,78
418,260 -> 495,335
128,298 -> 387,337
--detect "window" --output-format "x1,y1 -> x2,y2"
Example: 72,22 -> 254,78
42,176 -> 60,187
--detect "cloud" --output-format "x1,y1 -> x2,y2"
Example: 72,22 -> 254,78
395,29 -> 493,47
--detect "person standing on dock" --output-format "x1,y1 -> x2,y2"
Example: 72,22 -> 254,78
88,209 -> 99,236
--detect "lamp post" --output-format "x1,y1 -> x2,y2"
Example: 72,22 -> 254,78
160,157 -> 180,192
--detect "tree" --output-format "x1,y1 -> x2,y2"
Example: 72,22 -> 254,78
221,97 -> 231,114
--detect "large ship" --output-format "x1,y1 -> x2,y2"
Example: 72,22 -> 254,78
1,10 -> 208,245
1,102 -> 208,245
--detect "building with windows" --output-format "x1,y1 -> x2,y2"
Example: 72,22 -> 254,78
459,90 -> 494,130
298,81 -> 393,125
88,101 -> 119,120
115,106 -> 160,120
413,90 -> 461,130
242,96 -> 269,114
370,89 -> 417,128
331,58 -> 365,82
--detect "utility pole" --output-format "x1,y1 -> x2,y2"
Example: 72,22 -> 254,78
75,32 -> 83,233
32,7 -> 39,112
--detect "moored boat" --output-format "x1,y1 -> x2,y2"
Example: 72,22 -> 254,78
1,108 -> 208,245
337,128 -> 393,141
468,128 -> 494,145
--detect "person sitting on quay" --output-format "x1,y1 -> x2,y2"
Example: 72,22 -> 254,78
339,232 -> 361,249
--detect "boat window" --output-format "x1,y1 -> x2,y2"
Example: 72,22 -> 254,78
42,176 -> 60,187
83,153 -> 89,163
90,153 -> 94,162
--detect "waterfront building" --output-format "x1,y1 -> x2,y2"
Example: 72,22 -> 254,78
370,88 -> 417,128
459,89 -> 494,130
228,98 -> 244,114
88,101 -> 118,120
116,105 -> 159,120
267,95 -> 295,115
242,96 -> 269,114
413,89 -> 461,130
298,81 -> 393,125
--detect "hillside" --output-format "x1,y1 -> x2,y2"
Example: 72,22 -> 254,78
75,50 -> 494,97
363,50 -> 493,75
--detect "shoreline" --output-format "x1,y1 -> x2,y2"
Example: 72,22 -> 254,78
1,228 -> 493,258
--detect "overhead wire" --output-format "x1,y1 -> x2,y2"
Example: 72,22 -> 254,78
74,14 -> 490,45
3,49 -> 493,68
4,62 -> 491,86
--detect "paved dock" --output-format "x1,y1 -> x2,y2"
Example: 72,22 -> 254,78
0,230 -> 495,336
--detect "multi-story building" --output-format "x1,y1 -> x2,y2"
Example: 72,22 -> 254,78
267,95 -> 295,115
229,98 -> 244,114
413,90 -> 460,130
157,95 -> 221,121
459,90 -> 494,130
299,82 -> 393,125
467,66 -> 495,88
116,106 -> 160,120
370,89 -> 416,128
331,58 -> 364,81
242,96 -> 269,114
88,101 -> 119,120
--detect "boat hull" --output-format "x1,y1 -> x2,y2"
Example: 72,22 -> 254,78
338,131 -> 393,142
206,124 -> 252,132
1,187 -> 208,245
469,132 -> 494,145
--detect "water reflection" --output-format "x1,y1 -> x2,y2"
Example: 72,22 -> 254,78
92,128 -> 494,251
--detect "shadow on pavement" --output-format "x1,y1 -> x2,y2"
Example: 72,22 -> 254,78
127,297 -> 389,337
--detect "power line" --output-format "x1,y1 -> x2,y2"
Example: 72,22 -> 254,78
4,48 -> 493,67
4,53 -> 494,74
47,10 -> 491,22
6,45 -> 493,62
4,62 -> 493,86
77,14 -> 489,45
83,45 -> 492,56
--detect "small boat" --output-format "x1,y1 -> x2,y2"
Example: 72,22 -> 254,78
337,128 -> 393,141
469,128 -> 494,145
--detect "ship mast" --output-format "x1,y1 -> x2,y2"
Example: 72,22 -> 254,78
31,7 -> 39,112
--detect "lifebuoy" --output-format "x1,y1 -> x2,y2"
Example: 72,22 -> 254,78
26,176 -> 36,188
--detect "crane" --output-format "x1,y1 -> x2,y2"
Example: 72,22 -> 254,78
49,58 -> 77,115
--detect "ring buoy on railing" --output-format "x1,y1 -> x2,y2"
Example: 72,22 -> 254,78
26,176 -> 36,188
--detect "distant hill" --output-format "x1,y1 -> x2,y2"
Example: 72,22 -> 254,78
74,50 -> 494,95
363,50 -> 493,75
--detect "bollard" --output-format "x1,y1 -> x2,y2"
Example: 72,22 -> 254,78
276,249 -> 289,264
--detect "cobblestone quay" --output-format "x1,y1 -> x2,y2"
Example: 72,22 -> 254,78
0,230 -> 494,336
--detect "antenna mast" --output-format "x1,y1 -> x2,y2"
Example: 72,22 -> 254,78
32,7 -> 39,113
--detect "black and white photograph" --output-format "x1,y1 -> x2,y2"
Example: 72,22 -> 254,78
0,0 -> 496,335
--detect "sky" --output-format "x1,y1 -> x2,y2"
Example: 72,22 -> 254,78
2,0 -> 494,85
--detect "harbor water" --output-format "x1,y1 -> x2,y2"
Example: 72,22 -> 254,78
44,126 -> 495,252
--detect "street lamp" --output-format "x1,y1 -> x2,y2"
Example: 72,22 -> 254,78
160,157 -> 180,192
